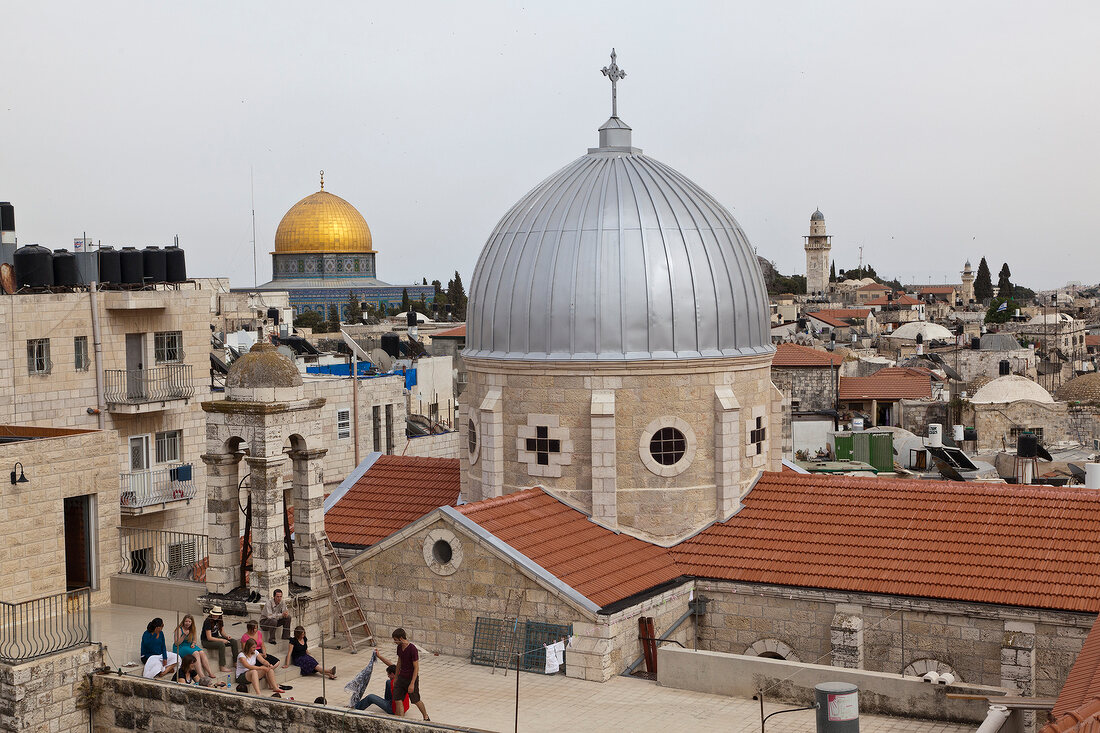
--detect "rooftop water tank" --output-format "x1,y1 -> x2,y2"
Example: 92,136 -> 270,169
119,247 -> 143,285
14,245 -> 54,288
142,246 -> 166,283
52,249 -> 79,287
1017,432 -> 1038,458
97,246 -> 121,284
164,245 -> 187,283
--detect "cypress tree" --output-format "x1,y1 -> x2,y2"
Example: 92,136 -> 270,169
973,257 -> 994,302
829,262 -> 837,282
996,263 -> 1013,297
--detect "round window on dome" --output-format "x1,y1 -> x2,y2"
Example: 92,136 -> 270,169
432,539 -> 453,565
467,416 -> 480,464
649,427 -> 687,466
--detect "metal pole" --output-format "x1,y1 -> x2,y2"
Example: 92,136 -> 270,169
352,352 -> 360,465
320,630 -> 326,700
514,651 -> 520,733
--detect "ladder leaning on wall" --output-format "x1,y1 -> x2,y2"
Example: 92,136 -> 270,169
315,535 -> 374,652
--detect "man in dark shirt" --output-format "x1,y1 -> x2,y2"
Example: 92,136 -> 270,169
391,628 -> 429,721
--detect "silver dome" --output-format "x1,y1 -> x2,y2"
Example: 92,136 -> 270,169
465,123 -> 772,362
811,208 -> 825,221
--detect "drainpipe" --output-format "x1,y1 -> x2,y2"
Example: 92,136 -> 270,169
89,281 -> 106,430
352,351 -> 360,465
974,704 -> 1010,733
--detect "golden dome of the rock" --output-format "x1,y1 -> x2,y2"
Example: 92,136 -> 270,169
274,189 -> 373,254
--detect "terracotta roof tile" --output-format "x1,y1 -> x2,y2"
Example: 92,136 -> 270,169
807,313 -> 848,328
813,308 -> 871,319
674,473 -> 1100,614
431,324 -> 466,338
919,286 -> 957,294
858,282 -> 890,291
457,489 -> 682,608
325,455 -> 461,547
772,343 -> 843,367
865,292 -> 921,306
838,371 -> 932,400
1087,335 -> 1100,347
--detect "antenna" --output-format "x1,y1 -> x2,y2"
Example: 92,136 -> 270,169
250,166 -> 258,288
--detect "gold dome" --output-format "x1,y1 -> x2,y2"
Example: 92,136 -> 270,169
274,190 -> 373,254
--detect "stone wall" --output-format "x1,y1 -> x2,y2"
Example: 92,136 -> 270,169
91,674 -> 457,733
954,348 -> 1037,383
0,430 -> 119,605
772,366 -> 837,411
461,354 -> 783,541
898,399 -> 950,439
694,579 -> 1093,699
0,644 -> 102,733
402,432 -> 460,459
965,400 -> 1081,451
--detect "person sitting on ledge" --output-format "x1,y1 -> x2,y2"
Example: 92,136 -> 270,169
242,619 -> 281,668
236,638 -> 288,695
201,606 -> 239,673
174,614 -> 216,680
259,589 -> 292,643
283,625 -> 336,679
140,617 -> 179,679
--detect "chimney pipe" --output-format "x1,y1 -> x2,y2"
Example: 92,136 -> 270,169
0,202 -> 14,245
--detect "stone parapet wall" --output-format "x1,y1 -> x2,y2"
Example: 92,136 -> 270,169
402,432 -> 460,459
92,674 -> 461,733
772,366 -> 837,412
0,644 -> 102,733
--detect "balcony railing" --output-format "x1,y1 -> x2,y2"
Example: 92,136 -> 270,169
120,464 -> 196,513
0,588 -> 92,664
104,364 -> 194,407
119,528 -> 207,582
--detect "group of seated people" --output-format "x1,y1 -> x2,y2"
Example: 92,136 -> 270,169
138,589 -> 336,695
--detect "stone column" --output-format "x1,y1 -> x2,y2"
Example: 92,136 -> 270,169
478,387 -> 504,501
590,390 -> 617,528
289,448 -> 328,590
830,605 -> 865,669
245,455 -> 289,596
1001,620 -> 1036,729
201,452 -> 242,594
714,386 -> 742,520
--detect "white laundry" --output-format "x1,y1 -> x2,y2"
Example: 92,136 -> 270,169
553,641 -> 565,666
543,642 -> 561,674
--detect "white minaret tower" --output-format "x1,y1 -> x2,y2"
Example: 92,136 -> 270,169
804,209 -> 832,296
960,260 -> 975,305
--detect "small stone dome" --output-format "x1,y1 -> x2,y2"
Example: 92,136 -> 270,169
1055,373 -> 1100,404
226,342 -> 303,390
970,375 -> 1053,405
811,208 -> 825,222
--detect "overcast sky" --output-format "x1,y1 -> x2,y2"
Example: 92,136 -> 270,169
3,1 -> 1097,291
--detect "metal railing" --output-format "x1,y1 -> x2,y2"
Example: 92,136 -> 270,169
104,364 -> 194,405
119,528 -> 207,582
120,464 -> 196,510
0,588 -> 92,663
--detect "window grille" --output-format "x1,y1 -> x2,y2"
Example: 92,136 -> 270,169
27,339 -> 51,374
74,336 -> 89,371
155,430 -> 181,464
154,331 -> 183,364
337,408 -> 352,439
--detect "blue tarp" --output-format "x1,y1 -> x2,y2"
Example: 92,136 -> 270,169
405,368 -> 417,389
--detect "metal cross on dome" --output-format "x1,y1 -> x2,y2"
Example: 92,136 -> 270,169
601,48 -> 627,118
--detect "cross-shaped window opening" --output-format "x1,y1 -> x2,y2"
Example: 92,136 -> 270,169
750,416 -> 767,455
525,425 -> 561,466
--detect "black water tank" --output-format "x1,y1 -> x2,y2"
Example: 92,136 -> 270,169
407,310 -> 418,328
381,332 -> 401,359
119,247 -> 143,284
0,202 -> 14,233
14,245 -> 54,288
971,337 -> 981,350
142,246 -> 166,283
164,245 -> 187,282
999,360 -> 1011,376
1018,432 -> 1038,458
52,249 -> 79,287
963,427 -> 978,442
98,246 -> 121,284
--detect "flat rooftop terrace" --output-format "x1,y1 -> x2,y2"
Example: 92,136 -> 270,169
93,603 -> 972,732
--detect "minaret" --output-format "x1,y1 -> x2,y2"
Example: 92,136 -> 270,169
804,209 -> 832,296
960,260 -> 975,305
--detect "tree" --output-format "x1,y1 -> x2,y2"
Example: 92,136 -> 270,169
295,309 -> 323,331
448,271 -> 467,320
974,257 -> 994,302
996,263 -> 1013,297
345,291 -> 363,325
325,304 -> 340,332
401,288 -> 411,313
829,262 -> 837,282
985,296 -> 1019,324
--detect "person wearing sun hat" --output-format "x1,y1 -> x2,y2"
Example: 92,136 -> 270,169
200,606 -> 239,672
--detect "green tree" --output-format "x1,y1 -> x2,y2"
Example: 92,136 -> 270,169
401,288 -> 411,313
985,296 -> 1019,324
1013,284 -> 1036,303
974,257 -> 994,302
345,291 -> 363,324
325,303 -> 340,332
996,263 -> 1013,297
829,262 -> 837,282
295,309 -> 323,331
448,271 -> 468,320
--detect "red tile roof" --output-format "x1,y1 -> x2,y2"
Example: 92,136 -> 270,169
806,312 -> 848,328
838,371 -> 932,400
865,293 -> 921,306
919,286 -> 957,294
675,473 -> 1100,614
1087,335 -> 1100,347
431,324 -> 466,338
772,343 -> 843,368
813,308 -> 871,319
858,282 -> 890,291
325,455 -> 461,547
1042,614 -> 1100,731
457,488 -> 682,608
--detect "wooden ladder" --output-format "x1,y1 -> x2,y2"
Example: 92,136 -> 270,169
315,535 -> 374,653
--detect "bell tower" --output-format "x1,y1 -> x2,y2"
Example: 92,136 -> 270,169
804,209 -> 831,296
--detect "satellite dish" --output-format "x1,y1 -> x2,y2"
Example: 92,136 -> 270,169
0,263 -> 14,295
370,348 -> 393,373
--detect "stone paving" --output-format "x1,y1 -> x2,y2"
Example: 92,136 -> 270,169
95,604 -> 975,732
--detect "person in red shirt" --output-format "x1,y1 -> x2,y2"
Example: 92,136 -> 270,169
391,628 -> 429,721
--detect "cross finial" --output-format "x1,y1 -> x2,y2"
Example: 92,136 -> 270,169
319,169 -> 325,191
601,48 -> 627,118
